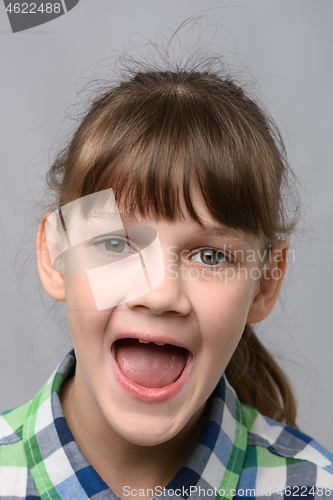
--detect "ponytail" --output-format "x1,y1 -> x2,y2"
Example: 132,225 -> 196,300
225,324 -> 297,427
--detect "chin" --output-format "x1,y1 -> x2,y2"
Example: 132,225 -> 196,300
112,412 -> 186,447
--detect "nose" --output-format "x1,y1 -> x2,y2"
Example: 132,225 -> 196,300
126,262 -> 192,316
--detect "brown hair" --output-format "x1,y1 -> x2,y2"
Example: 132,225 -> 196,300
47,67 -> 298,426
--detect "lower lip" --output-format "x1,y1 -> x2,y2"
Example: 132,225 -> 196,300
110,344 -> 192,402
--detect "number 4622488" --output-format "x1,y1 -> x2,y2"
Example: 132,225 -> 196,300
6,3 -> 61,14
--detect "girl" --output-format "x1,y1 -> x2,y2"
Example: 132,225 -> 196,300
1,62 -> 333,500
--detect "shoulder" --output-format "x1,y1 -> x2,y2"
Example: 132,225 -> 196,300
239,403 -> 333,496
0,353 -> 74,499
0,400 -> 30,444
0,401 -> 33,498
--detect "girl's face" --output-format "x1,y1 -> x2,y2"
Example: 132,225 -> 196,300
62,196 -> 265,447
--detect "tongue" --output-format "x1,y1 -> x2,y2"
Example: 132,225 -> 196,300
115,339 -> 187,388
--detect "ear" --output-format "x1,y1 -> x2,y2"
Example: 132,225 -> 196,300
247,241 -> 288,324
36,212 -> 66,301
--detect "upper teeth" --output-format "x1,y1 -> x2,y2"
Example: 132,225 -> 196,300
138,339 -> 165,346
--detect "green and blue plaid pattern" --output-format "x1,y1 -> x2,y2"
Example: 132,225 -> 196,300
0,351 -> 332,499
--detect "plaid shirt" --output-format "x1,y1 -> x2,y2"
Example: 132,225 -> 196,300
1,350 -> 333,499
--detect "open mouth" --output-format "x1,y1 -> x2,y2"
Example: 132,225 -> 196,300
114,338 -> 189,389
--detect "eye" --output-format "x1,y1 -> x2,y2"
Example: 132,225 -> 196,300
96,237 -> 136,255
191,248 -> 230,266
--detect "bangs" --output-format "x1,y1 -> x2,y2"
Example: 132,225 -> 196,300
58,71 -> 290,244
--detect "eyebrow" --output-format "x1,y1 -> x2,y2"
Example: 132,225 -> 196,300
191,224 -> 250,246
119,213 -> 140,224
86,212 -> 138,223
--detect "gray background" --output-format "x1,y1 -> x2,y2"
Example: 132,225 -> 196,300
0,1 -> 332,450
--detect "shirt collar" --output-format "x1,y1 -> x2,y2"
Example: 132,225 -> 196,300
23,350 -> 248,499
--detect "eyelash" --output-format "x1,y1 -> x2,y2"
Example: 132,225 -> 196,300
92,238 -> 233,268
93,236 -> 137,256
189,247 -> 232,267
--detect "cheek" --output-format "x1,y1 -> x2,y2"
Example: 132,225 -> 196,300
190,277 -> 255,352
65,271 -> 96,311
64,272 -> 113,346
196,279 -> 252,322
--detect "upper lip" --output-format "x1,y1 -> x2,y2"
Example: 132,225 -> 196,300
111,332 -> 193,353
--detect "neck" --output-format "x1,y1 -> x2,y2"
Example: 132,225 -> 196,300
60,367 -> 209,499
